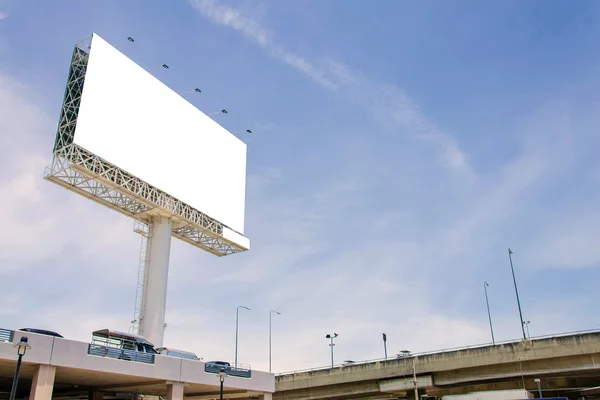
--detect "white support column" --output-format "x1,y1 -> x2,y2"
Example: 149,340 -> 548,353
167,382 -> 185,400
258,394 -> 272,400
139,216 -> 172,347
30,365 -> 56,400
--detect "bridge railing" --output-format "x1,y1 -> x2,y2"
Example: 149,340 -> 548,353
275,328 -> 600,376
88,344 -> 155,364
204,362 -> 252,378
0,328 -> 14,343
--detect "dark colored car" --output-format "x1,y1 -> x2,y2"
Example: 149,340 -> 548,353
19,328 -> 64,338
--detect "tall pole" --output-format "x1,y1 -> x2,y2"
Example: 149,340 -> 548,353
382,333 -> 388,359
508,248 -> 527,340
269,310 -> 281,373
139,216 -> 173,347
325,333 -> 338,368
535,378 -> 542,398
9,353 -> 23,400
412,357 -> 419,400
219,368 -> 226,400
484,281 -> 495,345
9,337 -> 30,400
330,336 -> 334,367
524,321 -> 531,339
235,305 -> 250,368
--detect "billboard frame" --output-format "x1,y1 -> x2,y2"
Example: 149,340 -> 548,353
44,36 -> 248,257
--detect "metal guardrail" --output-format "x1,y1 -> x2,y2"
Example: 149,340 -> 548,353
204,362 -> 252,378
88,344 -> 155,364
276,328 -> 600,376
0,328 -> 14,343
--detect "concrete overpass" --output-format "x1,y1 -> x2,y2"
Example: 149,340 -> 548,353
0,329 -> 274,400
275,331 -> 600,400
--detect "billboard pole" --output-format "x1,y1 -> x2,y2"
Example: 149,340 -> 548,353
139,216 -> 173,347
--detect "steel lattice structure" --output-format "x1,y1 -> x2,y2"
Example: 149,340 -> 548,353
44,37 -> 246,257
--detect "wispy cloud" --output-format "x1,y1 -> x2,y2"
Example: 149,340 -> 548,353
187,0 -> 336,90
0,12 -> 8,21
187,0 -> 472,176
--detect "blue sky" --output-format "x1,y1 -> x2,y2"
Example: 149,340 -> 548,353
1,0 -> 600,372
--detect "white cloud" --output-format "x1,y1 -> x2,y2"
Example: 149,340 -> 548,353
187,0 -> 472,176
0,11 -> 8,21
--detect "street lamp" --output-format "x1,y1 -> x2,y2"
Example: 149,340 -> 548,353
484,281 -> 495,345
179,88 -> 202,96
382,333 -> 388,359
508,248 -> 527,340
235,305 -> 250,368
9,336 -> 31,400
218,367 -> 226,400
524,320 -> 531,339
325,333 -> 338,368
269,310 -> 281,373
534,378 -> 542,398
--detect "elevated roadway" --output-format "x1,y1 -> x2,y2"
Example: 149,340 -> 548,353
0,330 -> 274,400
275,331 -> 600,400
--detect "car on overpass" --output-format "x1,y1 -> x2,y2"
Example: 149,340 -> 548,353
156,347 -> 200,360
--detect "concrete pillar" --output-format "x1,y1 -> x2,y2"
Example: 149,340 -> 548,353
29,365 -> 55,400
140,216 -> 173,347
167,382 -> 184,400
258,394 -> 272,400
88,390 -> 105,400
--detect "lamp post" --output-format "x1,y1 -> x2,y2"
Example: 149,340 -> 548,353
534,378 -> 542,398
484,281 -> 495,345
524,320 -> 531,340
235,305 -> 250,368
325,333 -> 338,368
382,333 -> 388,359
218,367 -> 226,400
269,310 -> 281,373
508,248 -> 527,340
9,337 -> 31,400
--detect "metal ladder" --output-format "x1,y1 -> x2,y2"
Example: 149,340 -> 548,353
129,220 -> 152,335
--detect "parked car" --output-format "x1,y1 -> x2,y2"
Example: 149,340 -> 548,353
19,328 -> 64,338
156,347 -> 200,361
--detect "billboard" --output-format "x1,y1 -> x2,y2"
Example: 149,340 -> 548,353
72,34 -> 247,235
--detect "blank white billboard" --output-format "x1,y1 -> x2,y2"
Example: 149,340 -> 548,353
74,34 -> 247,235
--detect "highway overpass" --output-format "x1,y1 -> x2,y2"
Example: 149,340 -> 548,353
275,331 -> 600,400
0,329 -> 274,400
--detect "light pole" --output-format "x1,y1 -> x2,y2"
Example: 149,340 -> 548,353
218,367 -> 226,400
524,320 -> 531,340
9,337 -> 31,400
484,281 -> 495,345
325,333 -> 338,368
235,305 -> 250,368
269,310 -> 281,373
534,378 -> 542,398
508,248 -> 527,340
382,333 -> 388,359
